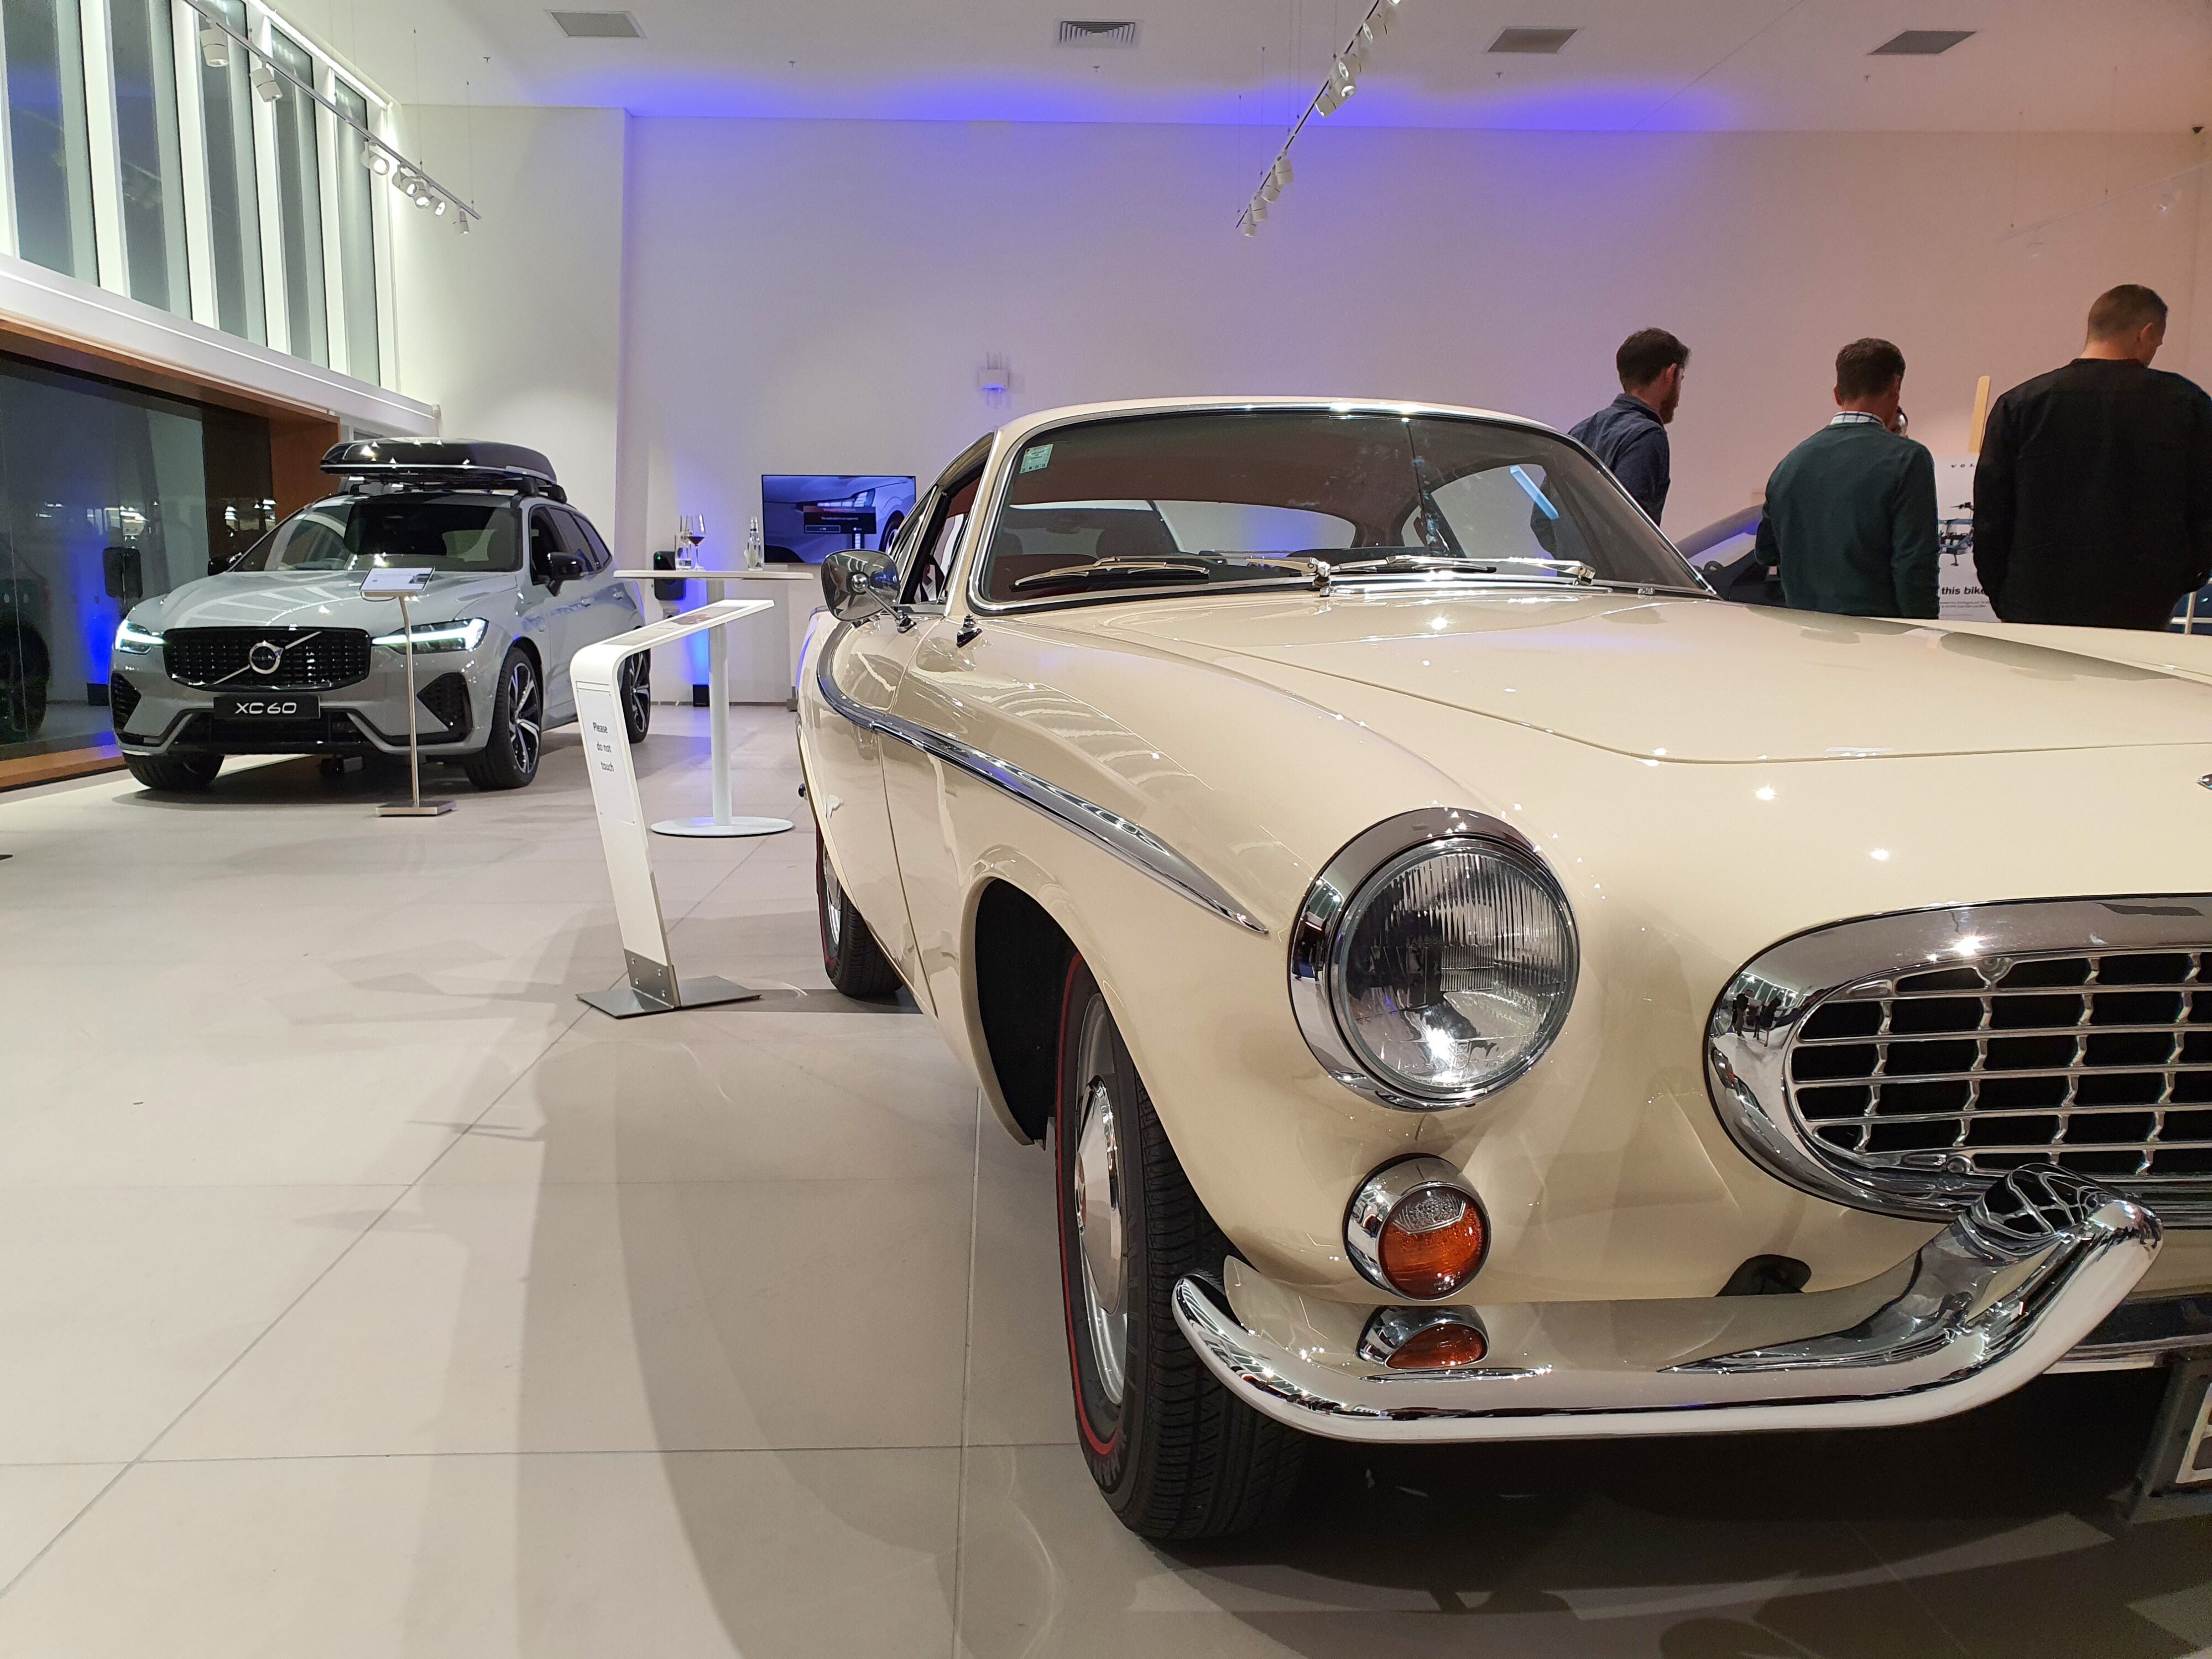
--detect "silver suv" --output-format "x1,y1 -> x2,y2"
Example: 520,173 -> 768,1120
110,440 -> 650,792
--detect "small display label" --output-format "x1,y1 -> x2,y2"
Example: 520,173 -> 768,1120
1019,444 -> 1052,473
216,693 -> 319,720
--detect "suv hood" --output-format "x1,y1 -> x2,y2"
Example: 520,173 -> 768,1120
139,570 -> 517,632
1081,587 -> 2212,763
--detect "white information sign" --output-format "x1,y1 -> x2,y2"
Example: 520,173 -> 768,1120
1933,455 -> 1996,622
576,687 -> 634,825
359,566 -> 439,598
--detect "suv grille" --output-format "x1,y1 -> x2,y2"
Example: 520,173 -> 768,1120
1791,948 -> 2212,1187
164,627 -> 371,690
108,674 -> 142,731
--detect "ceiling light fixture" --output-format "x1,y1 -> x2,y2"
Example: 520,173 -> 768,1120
197,25 -> 227,66
249,57 -> 280,100
1235,0 -> 1401,236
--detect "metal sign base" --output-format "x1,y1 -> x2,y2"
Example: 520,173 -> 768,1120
379,800 -> 455,817
580,973 -> 761,1019
650,814 -> 793,838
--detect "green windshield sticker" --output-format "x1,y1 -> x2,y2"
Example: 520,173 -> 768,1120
1019,444 -> 1052,473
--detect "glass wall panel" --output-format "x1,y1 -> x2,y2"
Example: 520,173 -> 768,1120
195,0 -> 262,342
265,26 -> 324,364
330,79 -> 376,383
107,0 -> 187,312
0,353 -> 266,761
2,0 -> 96,279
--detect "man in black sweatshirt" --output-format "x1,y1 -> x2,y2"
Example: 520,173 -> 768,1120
1974,285 -> 2212,630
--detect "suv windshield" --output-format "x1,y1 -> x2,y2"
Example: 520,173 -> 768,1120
231,492 -> 521,574
976,410 -> 1700,604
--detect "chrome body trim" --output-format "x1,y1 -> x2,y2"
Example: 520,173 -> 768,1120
1288,808 -> 1579,1112
1706,897 -> 2212,1224
1344,1155 -> 1486,1298
1172,1164 -> 2161,1444
811,622 -> 1266,935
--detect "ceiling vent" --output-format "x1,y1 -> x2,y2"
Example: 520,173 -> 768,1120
550,10 -> 641,38
1870,29 -> 1973,55
1057,20 -> 1138,48
1489,27 -> 1577,55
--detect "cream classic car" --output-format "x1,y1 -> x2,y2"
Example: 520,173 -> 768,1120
796,397 -> 2212,1540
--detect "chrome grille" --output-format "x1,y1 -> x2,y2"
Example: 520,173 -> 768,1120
1790,948 -> 2212,1190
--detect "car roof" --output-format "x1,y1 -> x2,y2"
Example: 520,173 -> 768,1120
983,396 -> 1563,452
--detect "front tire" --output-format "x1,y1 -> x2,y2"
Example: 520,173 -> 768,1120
619,652 -> 651,744
125,752 -> 222,791
815,827 -> 902,999
1054,958 -> 1305,1540
462,648 -> 543,791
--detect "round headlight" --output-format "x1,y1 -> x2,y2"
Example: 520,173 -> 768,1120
1291,811 -> 1578,1110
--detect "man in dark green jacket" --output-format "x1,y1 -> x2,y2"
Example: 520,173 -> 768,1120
1754,338 -> 1939,619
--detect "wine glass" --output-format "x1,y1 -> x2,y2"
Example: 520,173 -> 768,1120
676,513 -> 705,568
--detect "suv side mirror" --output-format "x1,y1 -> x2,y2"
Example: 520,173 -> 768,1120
822,547 -> 909,629
541,550 -> 588,593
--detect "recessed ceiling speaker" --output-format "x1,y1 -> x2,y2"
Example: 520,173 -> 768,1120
1057,20 -> 1139,48
1870,30 -> 1975,56
550,10 -> 643,38
1488,27 -> 1577,54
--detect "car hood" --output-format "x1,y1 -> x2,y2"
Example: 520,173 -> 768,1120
1076,586 -> 2212,763
136,570 -> 515,633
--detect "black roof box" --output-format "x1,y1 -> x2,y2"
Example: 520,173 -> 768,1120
320,439 -> 561,494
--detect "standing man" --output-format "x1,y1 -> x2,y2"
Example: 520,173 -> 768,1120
1754,338 -> 1938,619
1569,328 -> 1688,526
1974,285 -> 2212,630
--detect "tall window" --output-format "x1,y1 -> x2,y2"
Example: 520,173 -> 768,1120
107,0 -> 187,312
2,0 -> 96,279
196,0 -> 262,341
330,79 -> 376,383
265,25 -> 323,364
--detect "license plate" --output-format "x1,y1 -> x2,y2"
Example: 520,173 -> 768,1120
215,693 -> 320,720
2130,1351 -> 2212,1521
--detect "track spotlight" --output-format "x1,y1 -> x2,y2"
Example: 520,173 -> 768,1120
414,187 -> 435,209
1240,217 -> 1256,237
199,26 -> 228,67
1271,154 -> 1292,189
1249,196 -> 1267,223
1332,56 -> 1359,95
456,213 -> 469,235
1259,176 -> 1280,204
432,196 -> 448,216
1316,82 -> 1342,116
250,57 -> 280,100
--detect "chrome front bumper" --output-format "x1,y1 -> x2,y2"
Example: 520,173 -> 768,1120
1173,1165 -> 2168,1444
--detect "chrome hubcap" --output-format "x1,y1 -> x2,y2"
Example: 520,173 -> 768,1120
821,843 -> 844,951
1073,999 -> 1129,1406
507,661 -> 540,771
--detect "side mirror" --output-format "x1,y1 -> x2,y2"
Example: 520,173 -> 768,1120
541,550 -> 587,593
822,547 -> 907,628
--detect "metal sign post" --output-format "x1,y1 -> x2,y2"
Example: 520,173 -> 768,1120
571,597 -> 776,1018
361,567 -> 453,818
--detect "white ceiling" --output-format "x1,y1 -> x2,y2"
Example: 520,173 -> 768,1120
327,0 -> 2212,132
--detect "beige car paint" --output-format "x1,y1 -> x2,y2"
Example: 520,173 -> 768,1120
797,398 -> 2212,1312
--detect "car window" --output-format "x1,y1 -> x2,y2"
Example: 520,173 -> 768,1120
904,468 -> 980,607
567,511 -> 615,572
232,493 -> 521,573
526,509 -> 568,586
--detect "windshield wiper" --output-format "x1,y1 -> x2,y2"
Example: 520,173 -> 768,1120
1327,552 -> 1598,584
1007,553 -> 1323,594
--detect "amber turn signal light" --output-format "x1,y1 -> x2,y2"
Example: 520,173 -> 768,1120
1383,1320 -> 1489,1370
1378,1186 -> 1487,1298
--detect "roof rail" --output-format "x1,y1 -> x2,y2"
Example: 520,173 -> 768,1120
320,440 -> 565,499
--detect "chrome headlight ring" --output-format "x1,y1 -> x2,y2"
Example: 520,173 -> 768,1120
1289,808 -> 1579,1112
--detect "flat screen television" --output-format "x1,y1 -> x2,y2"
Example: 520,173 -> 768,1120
760,475 -> 917,565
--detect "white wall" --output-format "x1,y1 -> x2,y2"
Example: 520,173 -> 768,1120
617,119 -> 2208,546
392,106 -> 628,529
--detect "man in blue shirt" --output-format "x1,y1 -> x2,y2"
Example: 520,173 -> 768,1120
1754,338 -> 1939,619
1568,329 -> 1688,526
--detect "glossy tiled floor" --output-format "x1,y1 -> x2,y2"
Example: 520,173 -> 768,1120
2,708 -> 2208,1657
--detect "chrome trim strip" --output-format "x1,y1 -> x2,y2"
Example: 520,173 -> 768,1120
812,623 -> 1266,935
1706,896 -> 2212,1223
1172,1164 -> 2161,1444
1288,808 -> 1579,1112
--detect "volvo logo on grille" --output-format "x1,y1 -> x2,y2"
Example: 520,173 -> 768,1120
247,639 -> 285,675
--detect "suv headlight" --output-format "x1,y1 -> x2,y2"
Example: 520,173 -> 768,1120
371,616 -> 487,653
1290,809 -> 1578,1110
114,618 -> 163,654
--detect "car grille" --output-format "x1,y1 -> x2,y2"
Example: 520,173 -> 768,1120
1791,948 -> 2212,1189
164,627 -> 371,690
416,671 -> 471,739
108,674 -> 141,731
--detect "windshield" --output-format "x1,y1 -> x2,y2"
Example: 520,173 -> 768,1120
975,410 -> 1700,604
231,493 -> 521,574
